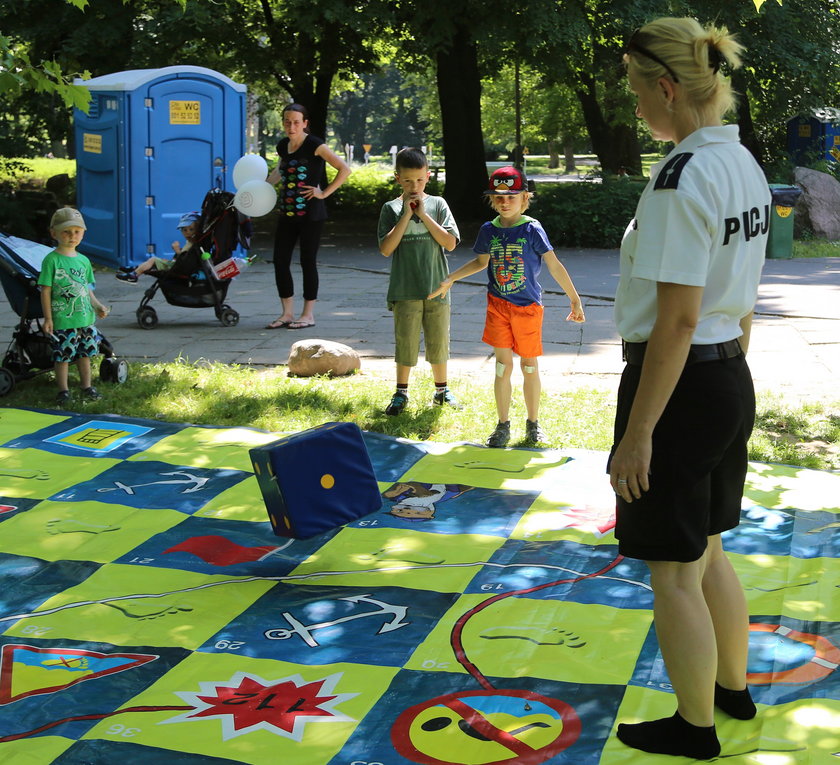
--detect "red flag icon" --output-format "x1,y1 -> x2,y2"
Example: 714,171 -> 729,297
164,535 -> 280,566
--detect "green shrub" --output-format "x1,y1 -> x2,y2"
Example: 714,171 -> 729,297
0,159 -> 38,239
330,167 -> 639,248
331,163 -> 443,213
532,178 -> 645,249
0,158 -> 33,186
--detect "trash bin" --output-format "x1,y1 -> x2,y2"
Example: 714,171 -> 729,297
766,184 -> 803,259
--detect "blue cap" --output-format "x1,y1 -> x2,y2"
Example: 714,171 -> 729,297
177,211 -> 201,228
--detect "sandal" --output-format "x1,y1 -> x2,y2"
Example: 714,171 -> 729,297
265,318 -> 292,329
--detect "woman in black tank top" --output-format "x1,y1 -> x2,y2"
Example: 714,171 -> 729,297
265,104 -> 351,330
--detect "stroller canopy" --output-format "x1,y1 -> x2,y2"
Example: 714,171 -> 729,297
0,233 -> 54,319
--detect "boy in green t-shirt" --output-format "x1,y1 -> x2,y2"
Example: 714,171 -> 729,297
378,148 -> 460,416
38,207 -> 110,405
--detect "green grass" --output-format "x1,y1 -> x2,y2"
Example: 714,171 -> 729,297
4,360 -> 838,471
0,157 -> 75,184
750,393 -> 840,470
792,238 -> 840,258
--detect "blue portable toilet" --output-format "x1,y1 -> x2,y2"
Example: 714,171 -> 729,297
786,107 -> 840,165
74,65 -> 246,269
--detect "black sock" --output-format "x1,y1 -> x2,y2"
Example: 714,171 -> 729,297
396,384 -> 408,395
715,682 -> 756,720
617,711 -> 720,760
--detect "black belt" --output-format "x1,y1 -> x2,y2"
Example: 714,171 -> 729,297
622,338 -> 742,366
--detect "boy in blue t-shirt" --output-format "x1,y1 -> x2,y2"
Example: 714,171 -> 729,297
430,167 -> 585,447
38,207 -> 110,405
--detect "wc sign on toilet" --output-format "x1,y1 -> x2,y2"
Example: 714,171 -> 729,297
170,100 -> 201,125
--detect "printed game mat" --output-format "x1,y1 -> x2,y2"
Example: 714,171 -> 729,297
0,407 -> 837,763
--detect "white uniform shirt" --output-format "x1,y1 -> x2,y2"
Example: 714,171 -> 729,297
615,125 -> 771,344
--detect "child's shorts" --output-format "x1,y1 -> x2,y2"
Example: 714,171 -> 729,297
152,257 -> 174,271
393,299 -> 450,367
482,293 -> 543,358
608,352 -> 755,563
50,326 -> 100,363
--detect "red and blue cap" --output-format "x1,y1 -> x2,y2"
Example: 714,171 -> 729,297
485,166 -> 528,195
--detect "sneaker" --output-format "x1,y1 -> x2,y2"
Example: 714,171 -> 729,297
385,391 -> 409,416
56,389 -> 71,406
524,419 -> 547,444
116,270 -> 138,283
81,386 -> 102,401
486,421 -> 511,448
432,388 -> 462,409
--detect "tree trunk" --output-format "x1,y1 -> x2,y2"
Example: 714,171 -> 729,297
576,75 -> 641,176
275,23 -> 337,143
563,139 -> 576,173
547,140 -> 560,169
731,69 -> 764,167
435,27 -> 488,220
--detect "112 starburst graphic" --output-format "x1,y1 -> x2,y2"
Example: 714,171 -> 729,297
165,671 -> 357,741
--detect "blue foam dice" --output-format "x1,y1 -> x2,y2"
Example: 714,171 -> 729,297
250,421 -> 382,538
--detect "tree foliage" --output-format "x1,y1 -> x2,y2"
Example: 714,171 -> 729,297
0,0 -> 189,112
329,65 -> 441,156
679,0 -> 840,171
182,0 -> 391,139
0,38 -> 91,113
4,0 -> 838,204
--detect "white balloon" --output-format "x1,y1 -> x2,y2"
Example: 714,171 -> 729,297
233,180 -> 277,217
232,154 -> 268,189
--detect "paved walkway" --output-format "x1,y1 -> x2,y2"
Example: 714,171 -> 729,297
4,218 -> 839,404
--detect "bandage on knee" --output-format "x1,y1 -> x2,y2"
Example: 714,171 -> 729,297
495,361 -> 506,378
523,365 -> 536,374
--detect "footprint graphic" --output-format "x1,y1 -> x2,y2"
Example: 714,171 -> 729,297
46,519 -> 121,535
480,625 -> 587,647
104,599 -> 193,620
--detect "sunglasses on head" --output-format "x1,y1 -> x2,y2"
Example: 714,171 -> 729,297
626,32 -> 680,83
627,31 -> 724,82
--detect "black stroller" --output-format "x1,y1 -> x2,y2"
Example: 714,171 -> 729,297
0,232 -> 128,396
135,189 -> 251,329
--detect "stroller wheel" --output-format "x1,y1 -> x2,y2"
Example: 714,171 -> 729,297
2,352 -> 22,374
137,306 -> 158,329
0,367 -> 15,397
100,357 -> 129,384
220,307 -> 239,327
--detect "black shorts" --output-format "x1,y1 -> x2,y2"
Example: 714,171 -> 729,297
608,353 -> 755,562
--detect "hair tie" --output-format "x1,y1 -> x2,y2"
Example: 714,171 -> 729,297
708,43 -> 722,74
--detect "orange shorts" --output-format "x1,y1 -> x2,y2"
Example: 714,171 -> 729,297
482,293 -> 543,358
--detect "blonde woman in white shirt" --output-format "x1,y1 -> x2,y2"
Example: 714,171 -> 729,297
609,17 -> 770,760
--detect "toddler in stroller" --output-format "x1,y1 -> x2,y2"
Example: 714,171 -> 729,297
0,227 -> 128,399
116,211 -> 201,283
122,189 -> 252,329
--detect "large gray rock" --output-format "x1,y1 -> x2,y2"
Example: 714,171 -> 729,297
793,167 -> 840,240
287,339 -> 361,377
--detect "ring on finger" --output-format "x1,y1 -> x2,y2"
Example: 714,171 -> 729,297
617,478 -> 628,485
